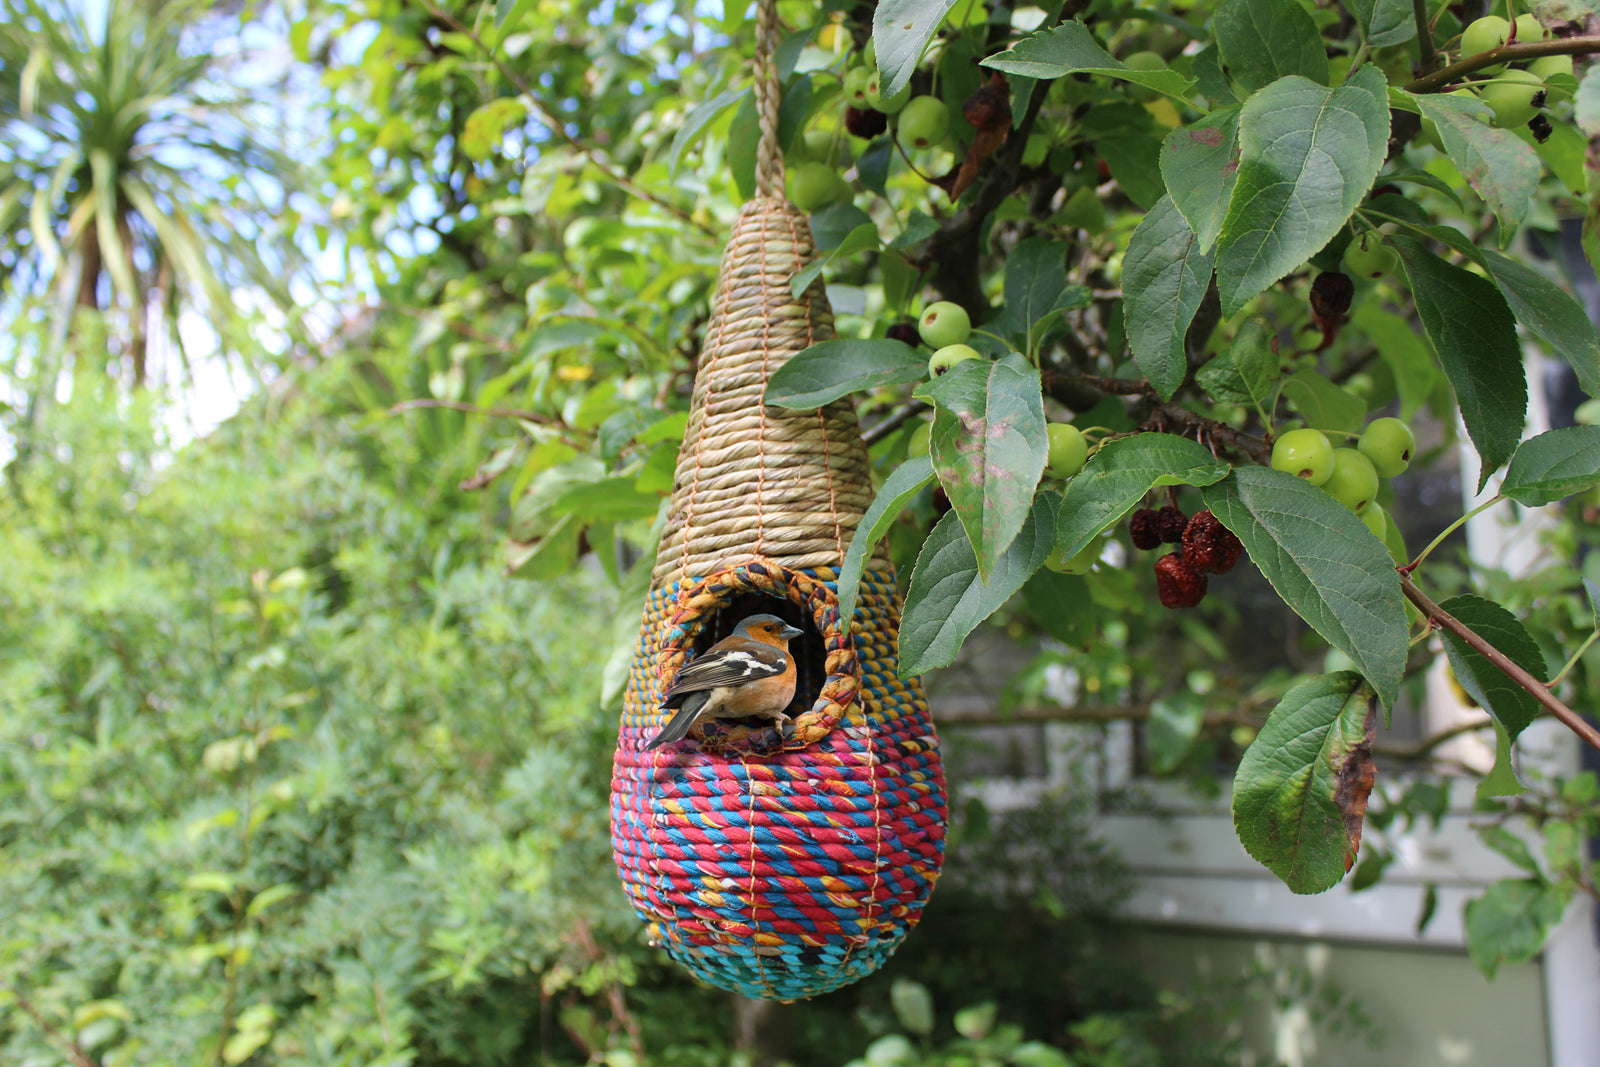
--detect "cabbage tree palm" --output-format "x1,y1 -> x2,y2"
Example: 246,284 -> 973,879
0,0 -> 298,391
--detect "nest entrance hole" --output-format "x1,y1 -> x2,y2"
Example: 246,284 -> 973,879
692,592 -> 825,722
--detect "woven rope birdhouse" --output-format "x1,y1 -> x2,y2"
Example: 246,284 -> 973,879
608,2 -> 947,1003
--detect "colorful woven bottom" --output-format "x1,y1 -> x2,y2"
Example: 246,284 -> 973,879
611,560 -> 947,1000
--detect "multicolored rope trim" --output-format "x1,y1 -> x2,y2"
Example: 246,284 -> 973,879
611,562 -> 947,1001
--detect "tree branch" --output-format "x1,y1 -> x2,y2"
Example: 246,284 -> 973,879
418,0 -> 717,235
861,401 -> 930,445
1404,34 -> 1600,93
388,398 -> 567,428
5,985 -> 99,1067
1399,574 -> 1600,753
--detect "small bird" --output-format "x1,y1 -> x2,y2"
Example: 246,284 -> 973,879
646,614 -> 804,750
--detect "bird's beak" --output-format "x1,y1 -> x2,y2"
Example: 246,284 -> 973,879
781,624 -> 804,640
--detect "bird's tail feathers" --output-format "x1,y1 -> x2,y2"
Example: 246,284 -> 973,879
644,694 -> 707,750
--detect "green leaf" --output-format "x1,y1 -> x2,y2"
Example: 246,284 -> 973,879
1478,826 -> 1541,874
667,87 -> 743,177
1216,68 -> 1389,316
1148,692 -> 1206,774
1349,305 -> 1443,421
1501,426 -> 1600,506
790,222 -> 880,299
915,354 -> 1049,580
1477,250 -> 1600,399
1232,672 -> 1378,894
1197,316 -> 1279,412
889,210 -> 940,250
1122,195 -> 1216,400
990,237 -> 1073,353
1190,43 -> 1235,104
1378,166 -> 1463,208
1477,717 -> 1528,800
245,883 -> 298,918
460,98 -> 528,160
728,91 -> 759,199
1577,63 -> 1600,137
1515,117 -> 1586,195
1098,131 -> 1168,210
857,136 -> 894,196
1392,238 -> 1525,489
1464,879 -> 1570,979
544,477 -> 662,524
899,494 -> 1056,676
1413,93 -> 1540,241
1022,569 -> 1096,649
1346,0 -> 1416,46
1438,593 -> 1547,741
836,455 -> 936,625
874,0 -> 961,98
1280,368 -> 1366,433
1055,433 -> 1230,559
1214,0 -> 1330,92
764,339 -> 926,408
185,872 -> 236,894
496,0 -> 536,28
809,201 -> 874,252
890,978 -> 935,1036
1202,468 -> 1408,709
1161,107 -> 1241,252
980,21 -> 1195,101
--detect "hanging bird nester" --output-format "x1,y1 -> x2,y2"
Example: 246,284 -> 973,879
608,0 -> 947,1002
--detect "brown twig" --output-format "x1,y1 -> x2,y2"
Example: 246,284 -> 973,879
1404,34 -> 1600,93
6,985 -> 100,1067
1154,403 -> 1274,466
861,401 -> 931,445
418,1 -> 716,235
387,398 -> 566,427
1399,574 -> 1600,753
1050,371 -> 1153,397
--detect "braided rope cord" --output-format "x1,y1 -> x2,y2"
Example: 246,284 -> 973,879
752,0 -> 784,199
609,0 -> 947,1001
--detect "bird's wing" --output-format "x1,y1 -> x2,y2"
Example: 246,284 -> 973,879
661,647 -> 787,706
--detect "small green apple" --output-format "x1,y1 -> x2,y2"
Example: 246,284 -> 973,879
865,71 -> 911,113
907,419 -> 932,457
898,95 -> 950,149
928,343 -> 982,376
918,301 -> 972,348
1045,423 -> 1089,479
1481,69 -> 1544,128
1343,234 -> 1398,281
842,66 -> 873,109
1271,427 -> 1335,485
1322,447 -> 1380,512
1045,537 -> 1103,573
1512,12 -> 1547,41
1357,416 -> 1415,477
787,161 -> 849,213
1461,15 -> 1509,65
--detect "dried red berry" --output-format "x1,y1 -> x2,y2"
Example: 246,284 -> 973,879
1155,505 -> 1188,544
1154,553 -> 1207,609
1182,510 -> 1244,574
962,82 -> 1011,132
1310,271 -> 1354,319
844,105 -> 887,139
886,321 -> 920,346
1129,508 -> 1162,551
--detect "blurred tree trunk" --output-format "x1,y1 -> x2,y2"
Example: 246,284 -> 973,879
733,996 -> 791,1067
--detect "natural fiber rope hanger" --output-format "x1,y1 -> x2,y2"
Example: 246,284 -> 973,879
608,0 -> 948,1001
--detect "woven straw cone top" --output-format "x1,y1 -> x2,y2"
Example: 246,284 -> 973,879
651,196 -> 879,587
